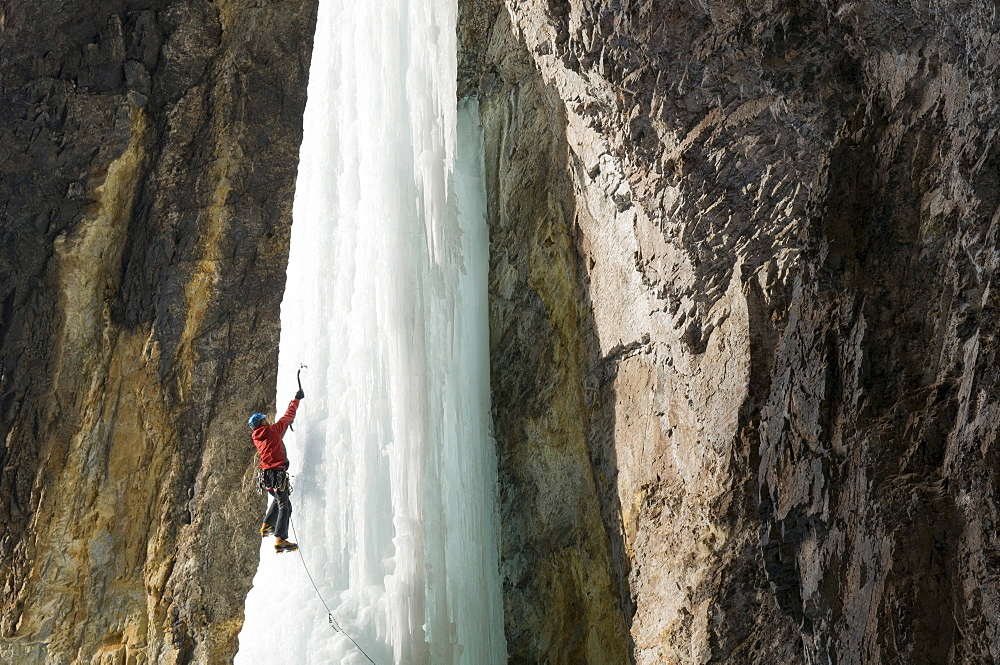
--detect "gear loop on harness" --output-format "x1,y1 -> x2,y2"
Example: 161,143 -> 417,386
257,468 -> 293,495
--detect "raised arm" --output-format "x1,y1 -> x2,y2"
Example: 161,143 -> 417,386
274,398 -> 300,436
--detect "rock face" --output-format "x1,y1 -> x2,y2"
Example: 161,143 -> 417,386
5,0 -> 1000,663
0,1 -> 317,662
462,0 -> 1000,663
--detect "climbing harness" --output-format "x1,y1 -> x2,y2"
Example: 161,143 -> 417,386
290,518 -> 378,665
257,468 -> 293,495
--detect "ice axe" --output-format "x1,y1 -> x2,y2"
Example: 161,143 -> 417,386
290,363 -> 307,431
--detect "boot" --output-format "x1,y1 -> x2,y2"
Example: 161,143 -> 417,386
260,523 -> 274,537
275,537 -> 298,553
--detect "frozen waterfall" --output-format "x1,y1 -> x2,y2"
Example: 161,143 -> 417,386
234,0 -> 506,662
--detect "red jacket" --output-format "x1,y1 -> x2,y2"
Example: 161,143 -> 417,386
252,398 -> 299,470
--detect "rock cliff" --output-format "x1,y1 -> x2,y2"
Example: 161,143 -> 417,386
0,1 -> 317,662
3,0 -> 1000,663
463,0 -> 1000,663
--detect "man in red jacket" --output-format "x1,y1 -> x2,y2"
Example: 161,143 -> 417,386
248,387 -> 304,553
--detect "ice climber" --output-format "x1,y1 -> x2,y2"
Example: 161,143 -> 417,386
248,387 -> 304,554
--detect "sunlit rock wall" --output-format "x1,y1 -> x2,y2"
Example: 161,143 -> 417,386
5,0 -> 1000,662
0,1 -> 317,662
463,1 -> 1000,663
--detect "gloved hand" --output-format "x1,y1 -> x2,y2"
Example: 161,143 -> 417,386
295,388 -> 305,400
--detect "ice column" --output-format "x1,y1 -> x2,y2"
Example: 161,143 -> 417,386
234,0 -> 506,663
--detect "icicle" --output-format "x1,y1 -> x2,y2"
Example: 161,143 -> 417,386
235,0 -> 505,663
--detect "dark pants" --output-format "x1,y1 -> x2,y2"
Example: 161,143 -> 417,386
263,489 -> 292,540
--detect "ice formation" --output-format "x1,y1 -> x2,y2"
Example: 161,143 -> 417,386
235,0 -> 505,662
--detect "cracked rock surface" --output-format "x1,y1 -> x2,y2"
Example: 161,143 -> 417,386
3,0 -> 1000,662
0,1 -> 317,662
463,0 -> 1000,663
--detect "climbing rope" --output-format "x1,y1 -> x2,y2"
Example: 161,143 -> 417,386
289,517 -> 377,665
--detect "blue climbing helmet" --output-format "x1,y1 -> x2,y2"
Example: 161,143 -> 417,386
248,413 -> 266,429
